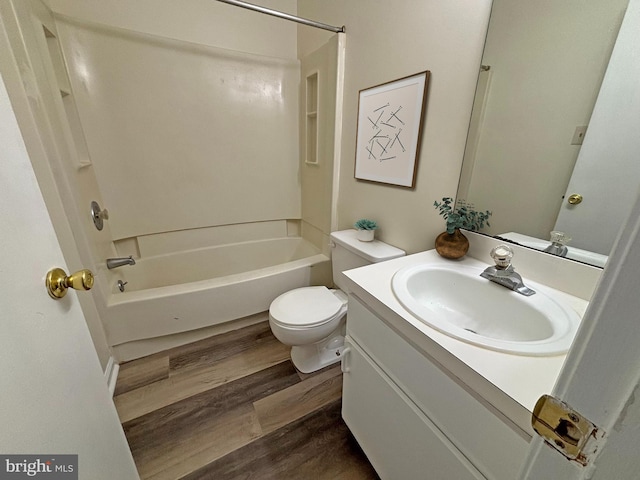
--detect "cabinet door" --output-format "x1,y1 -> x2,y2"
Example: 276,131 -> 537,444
347,296 -> 528,479
342,340 -> 485,480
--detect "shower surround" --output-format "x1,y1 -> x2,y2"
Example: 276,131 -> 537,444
44,4 -> 341,358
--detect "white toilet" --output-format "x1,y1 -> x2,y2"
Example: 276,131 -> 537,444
269,229 -> 405,373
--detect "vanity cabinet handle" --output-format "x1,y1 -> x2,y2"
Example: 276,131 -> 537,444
341,346 -> 352,373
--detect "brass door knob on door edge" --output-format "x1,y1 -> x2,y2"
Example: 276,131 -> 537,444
46,268 -> 94,299
567,194 -> 583,205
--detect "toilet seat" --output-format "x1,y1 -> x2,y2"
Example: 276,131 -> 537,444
270,286 -> 347,328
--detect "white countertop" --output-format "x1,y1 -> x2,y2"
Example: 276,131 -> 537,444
343,249 -> 589,437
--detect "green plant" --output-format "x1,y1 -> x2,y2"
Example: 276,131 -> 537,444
354,218 -> 378,231
433,197 -> 491,235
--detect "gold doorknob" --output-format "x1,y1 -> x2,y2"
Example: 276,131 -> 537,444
567,194 -> 583,205
46,268 -> 94,299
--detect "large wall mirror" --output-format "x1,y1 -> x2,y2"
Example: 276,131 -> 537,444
457,0 -> 630,267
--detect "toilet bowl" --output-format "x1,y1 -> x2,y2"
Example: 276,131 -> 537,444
269,286 -> 348,373
268,229 -> 405,373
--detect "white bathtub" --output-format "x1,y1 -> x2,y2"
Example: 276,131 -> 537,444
104,237 -> 329,346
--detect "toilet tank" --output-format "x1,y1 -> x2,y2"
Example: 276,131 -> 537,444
330,229 -> 405,291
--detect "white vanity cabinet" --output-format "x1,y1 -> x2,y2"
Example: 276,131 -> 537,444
342,295 -> 529,480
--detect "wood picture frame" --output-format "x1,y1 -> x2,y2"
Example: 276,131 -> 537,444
354,71 -> 430,188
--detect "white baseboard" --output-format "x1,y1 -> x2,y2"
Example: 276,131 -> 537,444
104,356 -> 120,397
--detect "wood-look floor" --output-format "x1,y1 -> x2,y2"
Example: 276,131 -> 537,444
114,322 -> 379,480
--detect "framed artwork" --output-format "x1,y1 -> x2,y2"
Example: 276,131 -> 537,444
354,71 -> 430,188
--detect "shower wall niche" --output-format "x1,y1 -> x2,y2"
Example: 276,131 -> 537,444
42,25 -> 91,168
305,71 -> 318,165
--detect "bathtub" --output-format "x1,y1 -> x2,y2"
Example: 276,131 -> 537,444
103,237 -> 329,346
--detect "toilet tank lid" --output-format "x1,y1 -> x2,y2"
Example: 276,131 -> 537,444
330,229 -> 405,263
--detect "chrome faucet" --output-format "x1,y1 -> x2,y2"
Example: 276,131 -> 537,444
543,231 -> 571,258
106,256 -> 136,269
480,245 -> 536,296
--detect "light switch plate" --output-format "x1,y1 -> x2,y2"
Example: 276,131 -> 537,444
571,125 -> 588,145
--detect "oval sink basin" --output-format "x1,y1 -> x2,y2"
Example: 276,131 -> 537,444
391,264 -> 580,356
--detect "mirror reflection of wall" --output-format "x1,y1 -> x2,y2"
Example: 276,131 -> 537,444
458,0 -> 629,266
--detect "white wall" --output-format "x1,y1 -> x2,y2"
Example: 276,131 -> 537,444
465,0 -> 627,239
298,0 -> 492,254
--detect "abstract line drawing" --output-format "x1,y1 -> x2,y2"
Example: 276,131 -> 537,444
388,106 -> 405,125
367,110 -> 384,129
354,71 -> 430,188
390,129 -> 405,152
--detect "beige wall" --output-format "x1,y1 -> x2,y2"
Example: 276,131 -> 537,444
298,1 -> 492,254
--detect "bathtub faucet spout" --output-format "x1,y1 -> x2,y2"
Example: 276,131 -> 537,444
106,256 -> 136,269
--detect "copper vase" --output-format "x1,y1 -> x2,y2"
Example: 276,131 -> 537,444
435,229 -> 469,259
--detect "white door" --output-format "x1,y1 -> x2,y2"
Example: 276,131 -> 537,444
522,0 -> 640,477
0,71 -> 138,477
